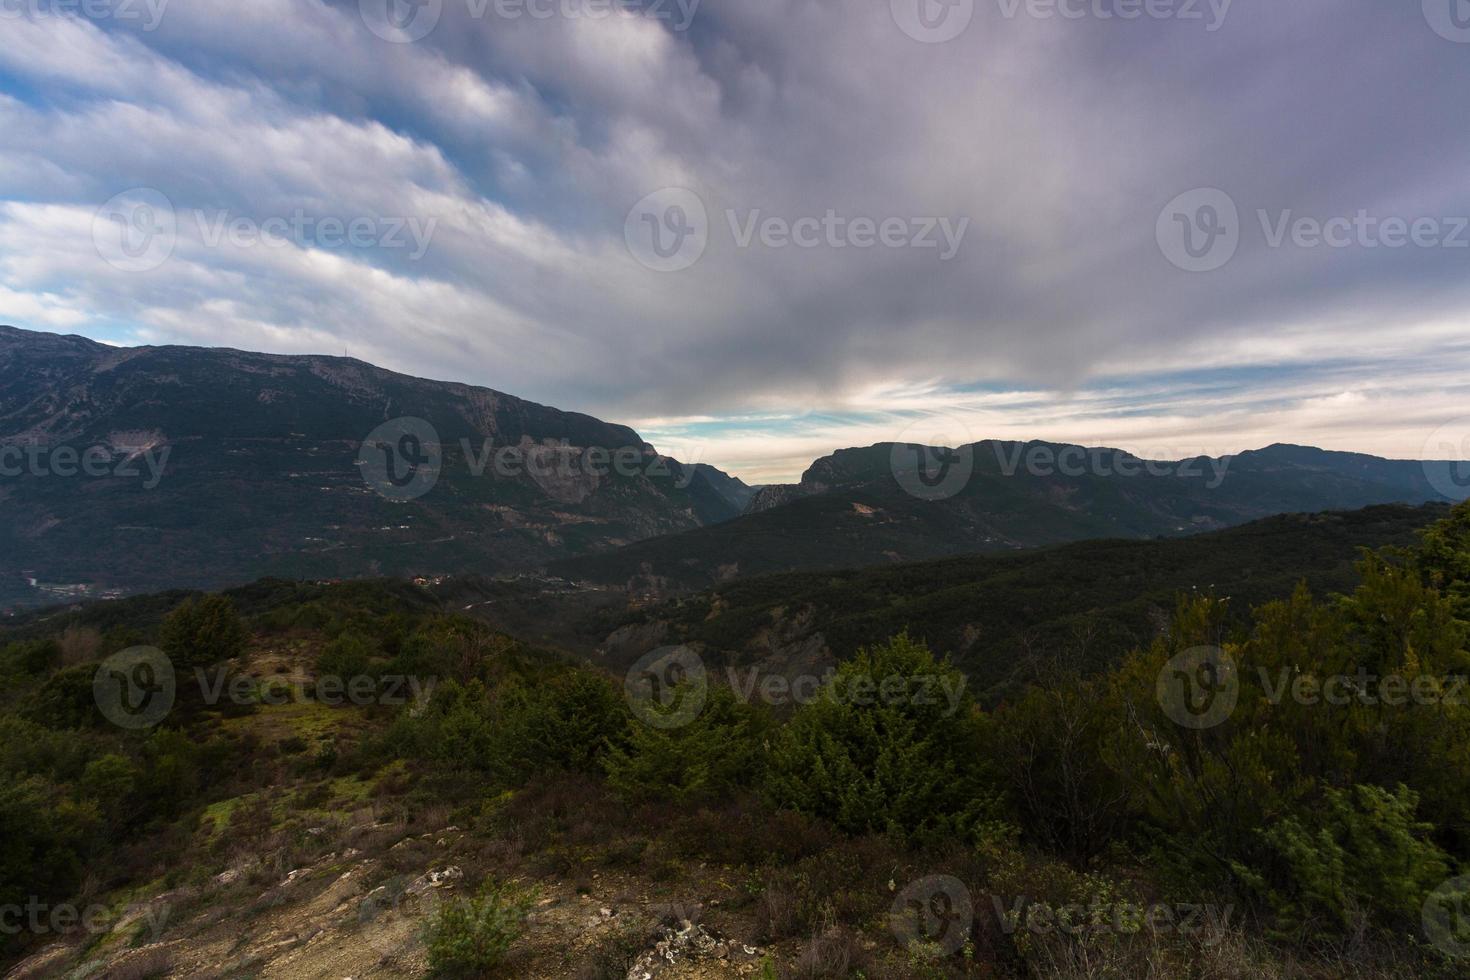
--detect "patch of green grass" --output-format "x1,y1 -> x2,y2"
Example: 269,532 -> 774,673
201,795 -> 249,837
330,774 -> 374,806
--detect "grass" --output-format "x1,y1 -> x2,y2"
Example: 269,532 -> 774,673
201,795 -> 249,837
330,774 -> 374,806
218,697 -> 351,743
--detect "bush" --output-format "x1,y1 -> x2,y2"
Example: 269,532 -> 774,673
494,668 -> 628,781
80,753 -> 140,824
763,633 -> 1001,842
381,665 -> 625,787
160,595 -> 246,668
423,879 -> 534,977
603,684 -> 768,805
389,616 -> 512,685
1416,499 -> 1470,619
576,920 -> 658,980
25,664 -> 100,729
1244,784 -> 1450,941
317,631 -> 375,680
988,675 -> 1125,862
1,639 -> 60,676
0,776 -> 99,956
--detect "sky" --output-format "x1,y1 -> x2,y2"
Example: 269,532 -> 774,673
2,0 -> 1470,484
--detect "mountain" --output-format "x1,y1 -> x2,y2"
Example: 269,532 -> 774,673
0,325 -> 748,607
589,502 -> 1451,699
689,462 -> 758,519
552,439 -> 1465,592
5,324 -> 1461,610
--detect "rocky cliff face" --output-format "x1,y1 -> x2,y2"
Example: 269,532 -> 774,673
742,482 -> 814,514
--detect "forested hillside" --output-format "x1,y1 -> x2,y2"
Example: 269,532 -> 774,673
3,503 -> 1470,976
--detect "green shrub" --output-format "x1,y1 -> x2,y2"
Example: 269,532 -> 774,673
1102,572 -> 1470,897
0,716 -> 94,780
160,595 -> 246,668
763,633 -> 1001,842
0,777 -> 99,955
604,683 -> 768,805
24,663 -> 95,728
494,668 -> 629,781
317,630 -> 375,679
380,665 -> 628,791
423,879 -> 534,977
1,639 -> 60,676
1244,784 -> 1450,941
1416,499 -> 1470,619
388,616 -> 511,684
80,753 -> 139,823
134,728 -> 211,818
988,675 -> 1125,862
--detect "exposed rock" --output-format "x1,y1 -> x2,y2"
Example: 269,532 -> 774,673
626,918 -> 764,979
406,867 -> 463,895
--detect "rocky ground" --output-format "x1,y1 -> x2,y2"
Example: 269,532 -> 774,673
7,807 -> 791,980
4,643 -> 790,980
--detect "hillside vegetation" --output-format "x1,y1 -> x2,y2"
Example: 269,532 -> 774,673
591,503 -> 1449,697
2,503 -> 1470,977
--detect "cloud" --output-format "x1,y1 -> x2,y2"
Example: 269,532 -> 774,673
1,0 -> 1468,480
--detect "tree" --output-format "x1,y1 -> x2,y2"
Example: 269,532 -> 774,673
423,879 -> 534,978
989,675 -> 1127,863
80,754 -> 139,825
1246,784 -> 1450,941
494,668 -> 628,780
317,631 -> 375,680
0,777 -> 99,956
1417,500 -> 1470,619
1,639 -> 59,676
160,595 -> 246,668
25,665 -> 101,729
763,633 -> 1000,842
382,666 -> 630,789
604,684 -> 768,805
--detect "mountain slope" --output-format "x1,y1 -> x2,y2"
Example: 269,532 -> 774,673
592,502 -> 1450,698
0,325 -> 748,607
553,440 -> 1464,591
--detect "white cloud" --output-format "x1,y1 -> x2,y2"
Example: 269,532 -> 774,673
1,1 -> 1468,479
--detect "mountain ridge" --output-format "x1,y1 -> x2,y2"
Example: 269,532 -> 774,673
557,437 -> 1464,592
4,324 -> 1464,608
0,325 -> 749,607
